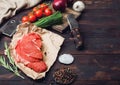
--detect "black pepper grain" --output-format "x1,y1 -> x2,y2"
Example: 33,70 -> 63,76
53,68 -> 76,85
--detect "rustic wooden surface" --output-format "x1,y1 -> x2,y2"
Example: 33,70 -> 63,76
0,0 -> 120,85
52,8 -> 81,32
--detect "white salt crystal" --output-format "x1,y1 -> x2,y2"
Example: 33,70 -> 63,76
58,54 -> 74,64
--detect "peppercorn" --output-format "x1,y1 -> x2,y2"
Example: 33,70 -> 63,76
53,67 -> 77,85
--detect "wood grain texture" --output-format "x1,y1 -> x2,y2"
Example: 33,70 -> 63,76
0,0 -> 120,85
52,8 -> 81,33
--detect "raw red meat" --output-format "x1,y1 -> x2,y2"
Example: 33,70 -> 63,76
15,32 -> 47,72
26,61 -> 47,73
15,33 -> 43,62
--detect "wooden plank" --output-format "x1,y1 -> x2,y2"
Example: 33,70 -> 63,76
0,0 -> 120,85
52,8 -> 81,33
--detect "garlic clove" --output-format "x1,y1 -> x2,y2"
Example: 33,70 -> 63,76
73,1 -> 85,12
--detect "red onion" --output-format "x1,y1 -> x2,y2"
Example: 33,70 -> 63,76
52,0 -> 67,12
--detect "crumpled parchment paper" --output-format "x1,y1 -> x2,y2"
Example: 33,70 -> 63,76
9,22 -> 64,79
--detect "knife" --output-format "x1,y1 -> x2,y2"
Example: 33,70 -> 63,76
67,14 -> 83,50
0,18 -> 19,37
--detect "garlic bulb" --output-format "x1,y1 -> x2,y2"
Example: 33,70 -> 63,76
73,1 -> 85,12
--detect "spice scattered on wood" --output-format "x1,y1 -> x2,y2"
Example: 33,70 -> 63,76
53,67 -> 76,85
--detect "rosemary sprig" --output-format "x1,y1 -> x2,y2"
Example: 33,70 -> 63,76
0,42 -> 24,79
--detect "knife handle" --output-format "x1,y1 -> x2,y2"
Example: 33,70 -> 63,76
0,30 -> 2,37
71,28 -> 83,50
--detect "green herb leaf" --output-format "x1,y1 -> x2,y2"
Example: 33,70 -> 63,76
0,42 -> 24,79
34,11 -> 63,28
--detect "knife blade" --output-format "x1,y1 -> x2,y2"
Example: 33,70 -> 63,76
67,14 -> 83,50
0,18 -> 19,37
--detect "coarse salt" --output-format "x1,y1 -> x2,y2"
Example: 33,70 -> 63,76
58,54 -> 74,64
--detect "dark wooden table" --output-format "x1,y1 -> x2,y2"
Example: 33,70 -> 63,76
0,0 -> 120,85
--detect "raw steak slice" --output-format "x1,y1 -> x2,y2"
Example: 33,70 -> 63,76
15,33 -> 43,63
26,61 -> 47,73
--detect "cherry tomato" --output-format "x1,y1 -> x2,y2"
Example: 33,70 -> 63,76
34,9 -> 43,18
22,16 -> 29,23
29,14 -> 37,22
39,3 -> 48,10
33,7 -> 39,12
28,12 -> 34,16
44,8 -> 52,16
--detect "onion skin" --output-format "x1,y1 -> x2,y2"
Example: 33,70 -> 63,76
52,0 -> 67,12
